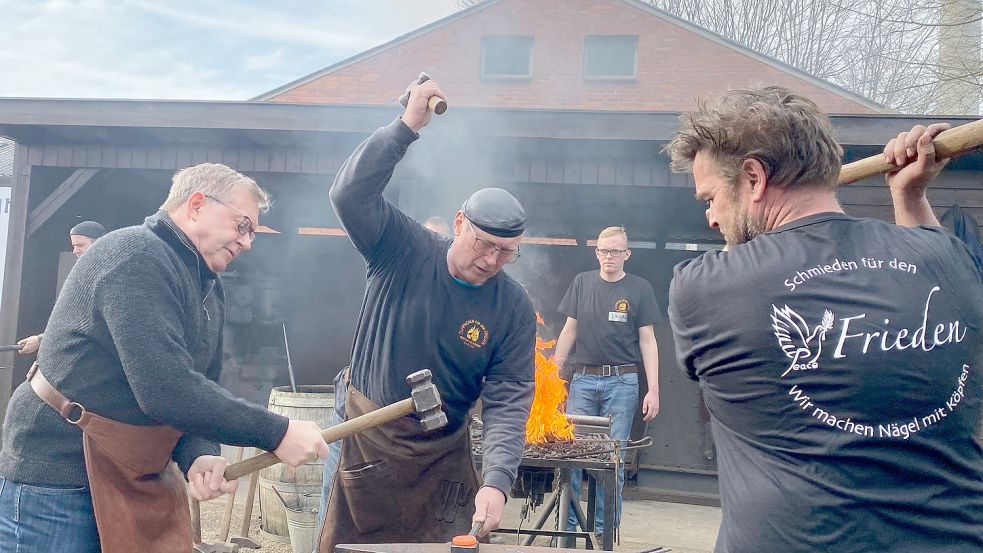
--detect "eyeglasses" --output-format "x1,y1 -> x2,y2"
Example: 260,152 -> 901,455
466,223 -> 520,263
595,248 -> 628,258
206,195 -> 256,240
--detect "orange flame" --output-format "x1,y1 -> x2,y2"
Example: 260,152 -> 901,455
525,314 -> 575,444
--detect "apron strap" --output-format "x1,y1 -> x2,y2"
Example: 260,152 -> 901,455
28,362 -> 87,424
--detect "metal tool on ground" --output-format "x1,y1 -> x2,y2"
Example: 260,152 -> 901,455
398,72 -> 448,115
0,344 -> 24,352
193,540 -> 241,553
223,369 -> 447,480
282,323 -> 297,393
191,495 -> 242,553
838,118 -> 983,185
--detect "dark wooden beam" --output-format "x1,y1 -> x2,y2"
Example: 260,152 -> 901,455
0,147 -> 31,422
0,97 -> 975,145
27,168 -> 100,237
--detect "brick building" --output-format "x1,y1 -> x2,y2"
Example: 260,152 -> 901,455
259,0 -> 884,114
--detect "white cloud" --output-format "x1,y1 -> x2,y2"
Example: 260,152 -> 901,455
0,0 -> 460,100
242,48 -> 286,72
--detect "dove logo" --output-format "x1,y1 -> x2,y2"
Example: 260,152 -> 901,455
772,305 -> 835,377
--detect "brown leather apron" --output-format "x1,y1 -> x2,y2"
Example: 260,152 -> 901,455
27,364 -> 192,553
318,384 -> 480,552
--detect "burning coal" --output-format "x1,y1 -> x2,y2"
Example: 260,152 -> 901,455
525,313 -> 575,444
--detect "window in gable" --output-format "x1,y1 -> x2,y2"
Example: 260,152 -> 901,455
584,35 -> 638,79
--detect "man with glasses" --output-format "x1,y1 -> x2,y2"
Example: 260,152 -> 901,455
317,79 -> 535,552
0,163 -> 328,553
553,226 -> 661,544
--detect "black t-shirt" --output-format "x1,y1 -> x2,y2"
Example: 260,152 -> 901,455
669,213 -> 983,552
559,271 -> 660,366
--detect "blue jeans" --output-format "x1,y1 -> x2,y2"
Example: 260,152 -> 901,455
565,371 -> 639,536
0,476 -> 101,553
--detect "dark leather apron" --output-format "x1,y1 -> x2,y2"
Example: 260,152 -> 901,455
28,364 -> 191,553
318,383 -> 480,552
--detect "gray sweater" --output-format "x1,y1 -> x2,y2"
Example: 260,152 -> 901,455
0,211 -> 289,486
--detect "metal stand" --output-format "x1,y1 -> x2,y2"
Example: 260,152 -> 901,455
494,462 -> 616,550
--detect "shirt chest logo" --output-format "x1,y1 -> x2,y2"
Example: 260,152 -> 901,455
459,319 -> 489,349
609,299 -> 629,322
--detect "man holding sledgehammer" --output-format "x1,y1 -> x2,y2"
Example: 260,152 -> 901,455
316,77 -> 536,552
0,164 -> 329,553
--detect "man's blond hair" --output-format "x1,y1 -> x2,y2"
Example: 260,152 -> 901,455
597,226 -> 628,242
161,163 -> 270,212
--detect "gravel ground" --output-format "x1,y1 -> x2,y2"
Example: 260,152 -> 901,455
196,490 -> 297,553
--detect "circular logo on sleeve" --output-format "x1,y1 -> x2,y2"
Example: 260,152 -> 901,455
459,319 -> 489,349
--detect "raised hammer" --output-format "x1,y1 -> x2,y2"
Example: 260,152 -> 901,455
224,369 -> 447,481
398,72 -> 448,115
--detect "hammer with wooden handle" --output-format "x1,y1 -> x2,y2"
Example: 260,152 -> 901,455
223,369 -> 447,481
838,119 -> 983,185
398,72 -> 448,115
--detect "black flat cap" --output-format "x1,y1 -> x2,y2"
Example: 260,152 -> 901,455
69,221 -> 106,240
461,188 -> 525,238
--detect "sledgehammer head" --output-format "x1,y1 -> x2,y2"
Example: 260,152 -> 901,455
406,369 -> 448,432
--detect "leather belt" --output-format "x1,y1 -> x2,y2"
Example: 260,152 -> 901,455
576,363 -> 637,377
27,362 -> 86,424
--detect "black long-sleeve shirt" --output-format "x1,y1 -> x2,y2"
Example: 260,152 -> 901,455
329,118 -> 535,493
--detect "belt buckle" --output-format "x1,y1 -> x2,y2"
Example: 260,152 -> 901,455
601,364 -> 613,377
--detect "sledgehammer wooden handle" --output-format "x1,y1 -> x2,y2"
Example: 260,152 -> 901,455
223,397 -> 414,481
838,119 -> 983,185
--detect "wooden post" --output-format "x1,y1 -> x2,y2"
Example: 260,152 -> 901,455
0,145 -> 31,426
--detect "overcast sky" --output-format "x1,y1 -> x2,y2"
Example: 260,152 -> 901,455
0,0 -> 460,100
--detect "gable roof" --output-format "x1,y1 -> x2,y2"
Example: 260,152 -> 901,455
253,0 -> 886,113
253,0 -> 504,101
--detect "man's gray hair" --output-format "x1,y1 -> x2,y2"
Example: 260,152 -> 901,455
667,86 -> 843,190
161,163 -> 270,212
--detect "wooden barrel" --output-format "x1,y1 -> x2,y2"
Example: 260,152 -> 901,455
258,385 -> 335,541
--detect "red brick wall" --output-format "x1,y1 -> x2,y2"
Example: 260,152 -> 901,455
266,0 -> 877,114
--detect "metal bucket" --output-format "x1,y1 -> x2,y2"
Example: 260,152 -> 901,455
284,496 -> 319,553
259,385 -> 334,541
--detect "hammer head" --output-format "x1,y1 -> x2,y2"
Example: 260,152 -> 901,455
398,72 -> 432,108
406,369 -> 448,432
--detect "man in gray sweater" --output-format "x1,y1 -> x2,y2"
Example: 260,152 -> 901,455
0,163 -> 328,553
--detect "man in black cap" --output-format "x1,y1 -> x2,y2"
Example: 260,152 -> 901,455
316,78 -> 535,552
68,220 -> 106,257
16,220 -> 107,355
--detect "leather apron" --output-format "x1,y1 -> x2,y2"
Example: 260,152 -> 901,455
28,364 -> 191,553
318,384 -> 480,552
